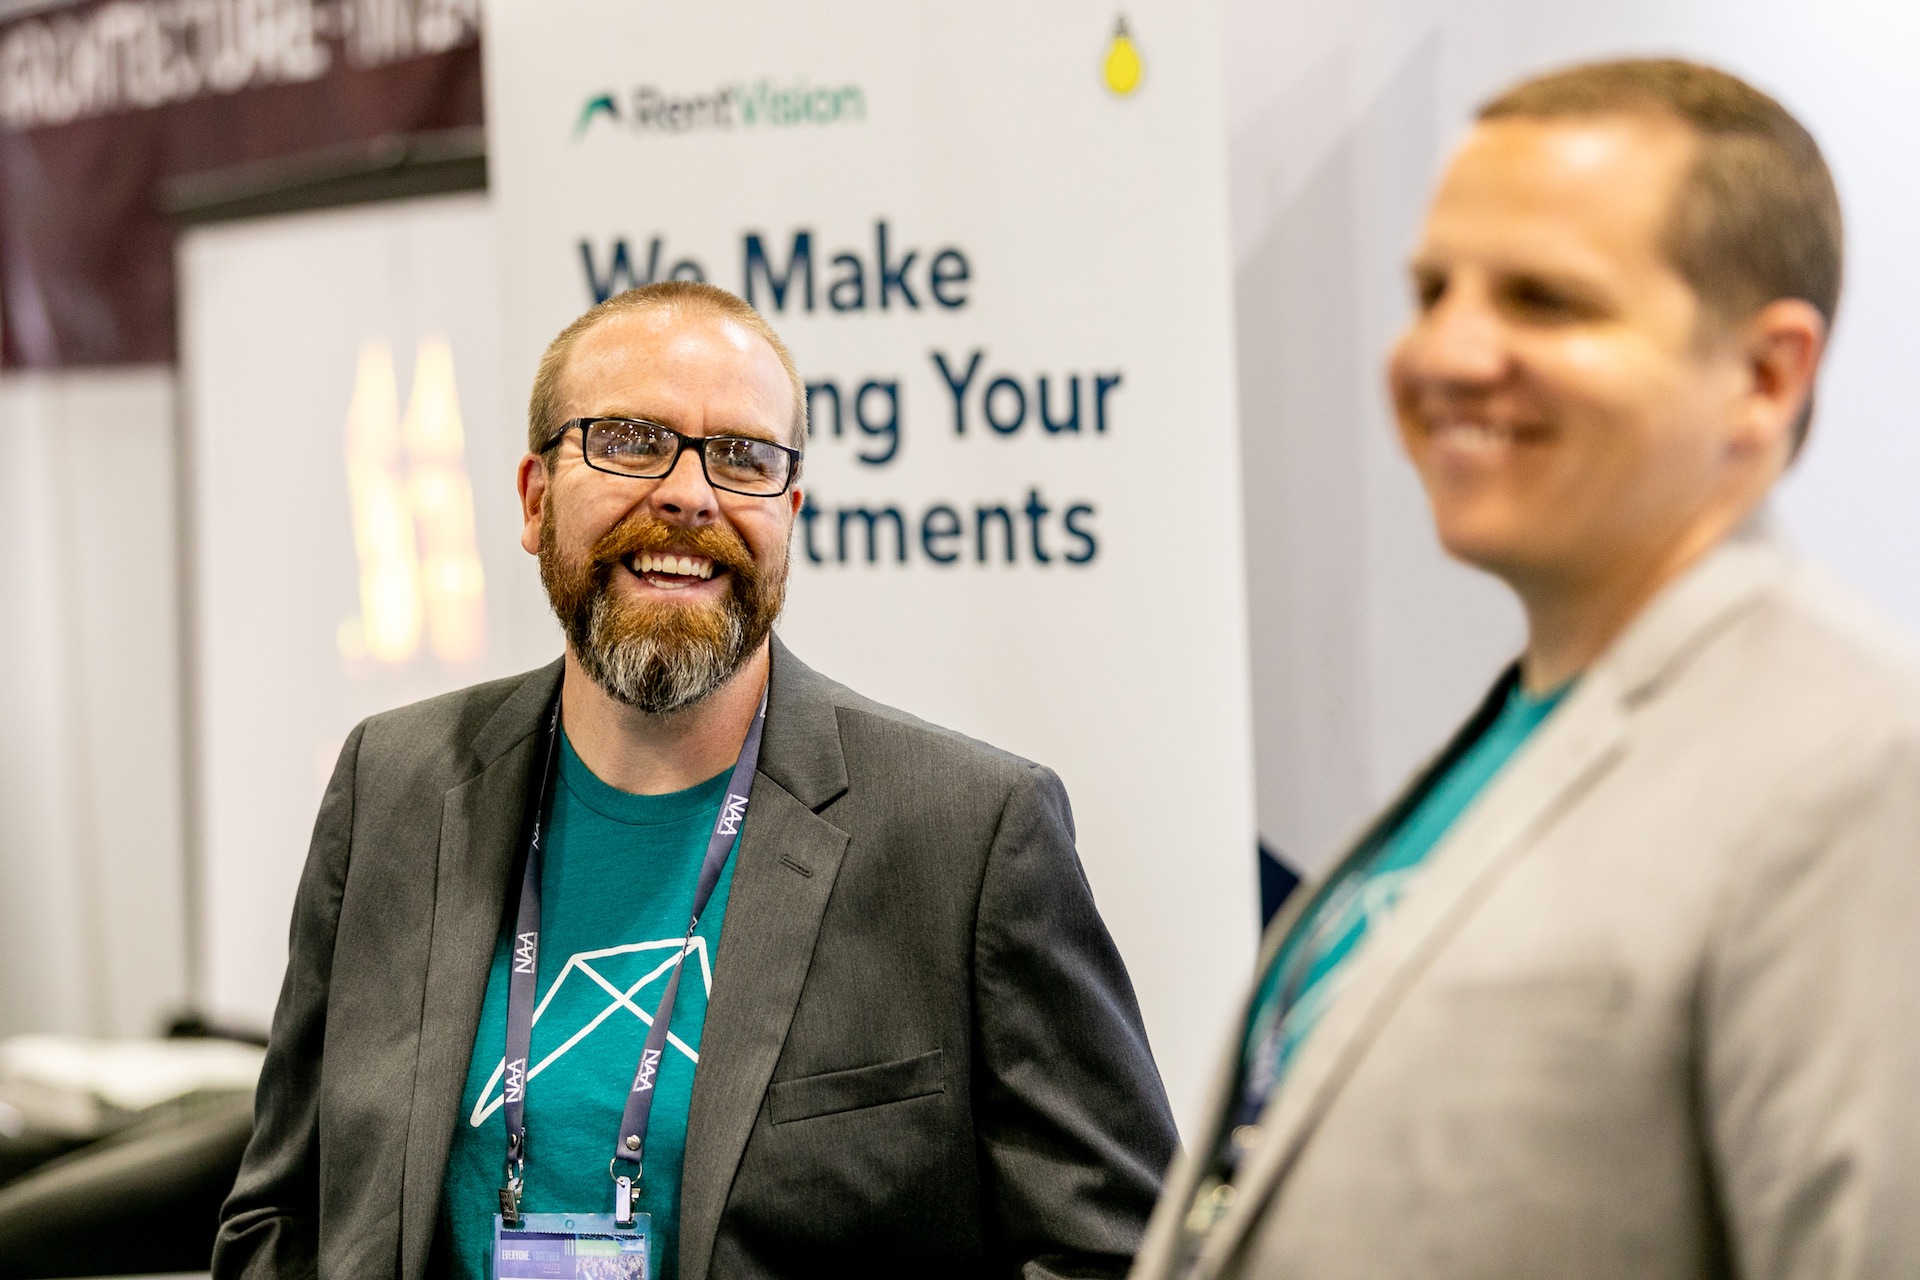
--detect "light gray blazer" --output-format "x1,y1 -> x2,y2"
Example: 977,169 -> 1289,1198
1134,523 -> 1920,1280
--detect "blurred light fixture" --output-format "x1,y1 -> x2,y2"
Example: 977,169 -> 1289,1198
404,337 -> 488,662
339,336 -> 487,665
341,340 -> 422,663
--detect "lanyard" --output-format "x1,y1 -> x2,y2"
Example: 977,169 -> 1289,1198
498,686 -> 768,1228
1229,870 -> 1366,1139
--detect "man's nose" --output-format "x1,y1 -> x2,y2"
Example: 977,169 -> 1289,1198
1406,284 -> 1509,387
644,445 -> 718,522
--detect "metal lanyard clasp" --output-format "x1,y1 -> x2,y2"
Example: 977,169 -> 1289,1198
610,1159 -> 641,1228
499,1130 -> 526,1227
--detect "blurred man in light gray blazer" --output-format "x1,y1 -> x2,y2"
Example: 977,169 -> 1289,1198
1136,59 -> 1920,1280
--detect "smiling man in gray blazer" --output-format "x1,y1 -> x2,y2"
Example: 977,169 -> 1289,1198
214,281 -> 1176,1280
1137,59 -> 1920,1280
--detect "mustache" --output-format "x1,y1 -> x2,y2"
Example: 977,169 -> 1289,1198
537,502 -> 787,715
586,513 -> 755,579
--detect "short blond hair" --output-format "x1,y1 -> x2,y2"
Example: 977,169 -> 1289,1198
526,281 -> 808,453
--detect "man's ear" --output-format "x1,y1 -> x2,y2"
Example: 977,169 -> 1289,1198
517,452 -> 549,556
1734,298 -> 1827,464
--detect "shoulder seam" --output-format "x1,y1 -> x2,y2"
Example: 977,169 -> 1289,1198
831,701 -> 1041,774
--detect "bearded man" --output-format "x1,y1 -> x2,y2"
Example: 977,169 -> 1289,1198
214,283 -> 1177,1280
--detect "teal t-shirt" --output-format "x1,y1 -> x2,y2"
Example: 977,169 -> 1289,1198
441,733 -> 739,1280
1240,679 -> 1571,1097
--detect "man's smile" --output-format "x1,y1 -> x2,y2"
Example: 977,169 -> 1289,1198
622,550 -> 727,593
1413,407 -> 1554,472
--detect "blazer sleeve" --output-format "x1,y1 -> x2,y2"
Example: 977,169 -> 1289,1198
1703,731 -> 1920,1280
211,720 -> 366,1280
972,762 -> 1181,1280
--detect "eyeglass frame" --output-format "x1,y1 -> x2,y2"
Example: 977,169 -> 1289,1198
546,416 -> 804,497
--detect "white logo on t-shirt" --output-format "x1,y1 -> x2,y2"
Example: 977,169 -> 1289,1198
469,936 -> 712,1128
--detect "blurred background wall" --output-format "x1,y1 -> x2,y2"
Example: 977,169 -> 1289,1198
0,369 -> 185,1036
3,0 -> 1919,1046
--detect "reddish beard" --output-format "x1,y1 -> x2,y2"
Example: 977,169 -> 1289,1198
538,507 -> 786,714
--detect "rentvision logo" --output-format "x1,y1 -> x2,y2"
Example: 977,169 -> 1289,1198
575,78 -> 866,137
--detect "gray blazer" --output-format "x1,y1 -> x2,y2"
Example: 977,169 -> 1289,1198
215,638 -> 1177,1280
1134,524 -> 1920,1280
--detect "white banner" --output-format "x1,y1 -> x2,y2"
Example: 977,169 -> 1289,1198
483,0 -> 1255,1133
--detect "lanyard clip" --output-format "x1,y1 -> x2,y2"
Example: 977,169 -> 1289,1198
613,1173 -> 638,1228
500,1132 -> 526,1227
498,1180 -> 522,1229
611,1159 -> 641,1228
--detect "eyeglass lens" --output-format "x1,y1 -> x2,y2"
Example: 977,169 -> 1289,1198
583,419 -> 791,494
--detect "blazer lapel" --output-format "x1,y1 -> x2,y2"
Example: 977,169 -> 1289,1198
1188,523 -> 1795,1279
1188,684 -> 1629,1277
1135,673 -> 1525,1280
678,637 -> 851,1280
398,661 -> 562,1280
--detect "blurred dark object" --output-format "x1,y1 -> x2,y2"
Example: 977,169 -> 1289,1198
1259,839 -> 1301,927
165,1012 -> 271,1048
0,0 -> 486,369
0,1125 -> 87,1192
0,1020 -> 267,1272
158,125 -> 486,227
0,1088 -> 252,1279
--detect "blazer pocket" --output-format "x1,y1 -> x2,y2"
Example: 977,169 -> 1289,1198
1434,968 -> 1635,1070
1438,968 -> 1634,1019
767,1049 -> 945,1125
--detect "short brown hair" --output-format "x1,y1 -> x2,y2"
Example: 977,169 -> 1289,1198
1480,58 -> 1842,452
526,280 -> 808,454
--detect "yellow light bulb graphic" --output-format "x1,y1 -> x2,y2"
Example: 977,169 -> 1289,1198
1104,17 -> 1142,97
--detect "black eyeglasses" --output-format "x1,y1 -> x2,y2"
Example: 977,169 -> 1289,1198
551,417 -> 802,497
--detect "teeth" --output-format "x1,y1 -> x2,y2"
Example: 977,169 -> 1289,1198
632,552 -> 714,579
1432,419 -> 1512,451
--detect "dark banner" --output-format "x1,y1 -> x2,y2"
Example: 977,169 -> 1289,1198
0,0 -> 484,368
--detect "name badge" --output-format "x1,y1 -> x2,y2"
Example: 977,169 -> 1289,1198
493,1212 -> 651,1280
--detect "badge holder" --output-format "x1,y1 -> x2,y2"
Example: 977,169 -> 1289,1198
492,1157 -> 651,1280
492,1212 -> 651,1280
